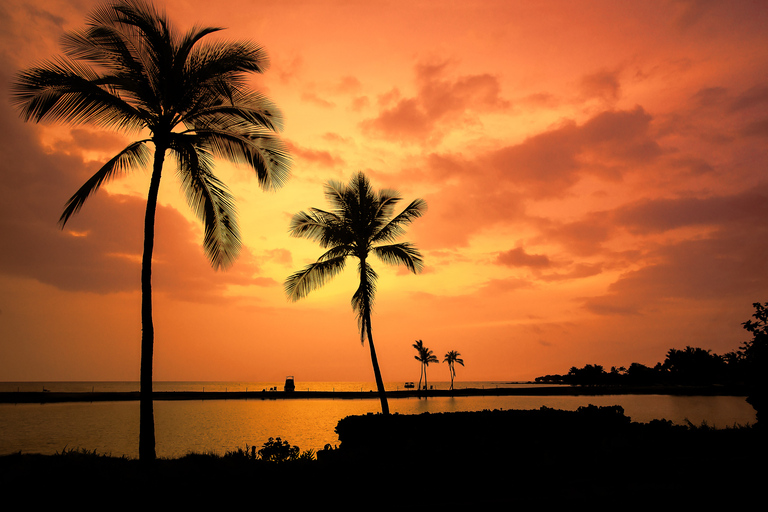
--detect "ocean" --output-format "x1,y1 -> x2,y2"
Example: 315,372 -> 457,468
0,381 -> 756,459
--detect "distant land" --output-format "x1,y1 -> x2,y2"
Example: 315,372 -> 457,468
0,384 -> 749,404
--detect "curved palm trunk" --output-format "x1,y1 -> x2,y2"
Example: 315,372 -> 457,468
139,144 -> 166,462
449,363 -> 455,391
360,259 -> 389,415
365,312 -> 390,415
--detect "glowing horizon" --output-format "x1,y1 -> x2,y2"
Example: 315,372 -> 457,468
1,0 -> 767,383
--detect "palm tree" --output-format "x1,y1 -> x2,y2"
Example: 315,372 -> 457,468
413,339 -> 427,391
444,350 -> 464,391
11,0 -> 290,461
285,172 -> 426,415
420,344 -> 439,391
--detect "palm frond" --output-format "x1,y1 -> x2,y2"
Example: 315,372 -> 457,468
287,209 -> 347,247
59,140 -> 151,226
372,243 -> 424,273
187,91 -> 284,133
186,40 -> 271,100
284,255 -> 348,302
172,136 -> 241,269
373,198 -> 428,244
11,58 -> 146,130
185,128 -> 291,191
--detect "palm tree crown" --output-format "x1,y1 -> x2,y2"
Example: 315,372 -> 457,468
285,172 -> 426,414
11,0 -> 290,461
420,342 -> 439,391
444,350 -> 465,390
12,0 -> 290,264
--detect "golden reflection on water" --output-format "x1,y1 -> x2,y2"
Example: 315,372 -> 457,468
0,393 -> 756,459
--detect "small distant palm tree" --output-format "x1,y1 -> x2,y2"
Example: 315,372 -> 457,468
285,172 -> 426,415
413,339 -> 427,391
444,350 -> 464,391
413,339 -> 438,391
422,345 -> 439,391
11,0 -> 290,461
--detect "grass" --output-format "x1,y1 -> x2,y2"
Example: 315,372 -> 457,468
1,408 -> 763,506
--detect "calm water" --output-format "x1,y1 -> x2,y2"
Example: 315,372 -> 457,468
0,381 -> 756,459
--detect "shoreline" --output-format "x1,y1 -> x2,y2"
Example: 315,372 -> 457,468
0,384 -> 749,403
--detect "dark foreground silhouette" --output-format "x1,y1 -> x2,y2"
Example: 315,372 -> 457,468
1,406 -> 763,507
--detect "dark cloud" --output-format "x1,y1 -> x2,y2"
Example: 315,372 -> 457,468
579,69 -> 622,102
583,229 -> 768,316
483,106 -> 661,198
583,188 -> 768,315
497,247 -> 551,268
613,186 -> 768,235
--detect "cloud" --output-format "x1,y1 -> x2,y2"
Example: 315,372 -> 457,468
496,247 -> 551,268
300,91 -> 335,108
284,141 -> 344,167
582,188 -> 768,315
360,60 -> 509,143
539,263 -> 604,282
613,187 -> 768,235
579,68 -> 622,102
482,106 -> 661,197
395,105 -> 664,249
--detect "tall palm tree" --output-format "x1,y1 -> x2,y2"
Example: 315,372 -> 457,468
285,172 -> 426,415
444,350 -> 464,391
11,0 -> 290,461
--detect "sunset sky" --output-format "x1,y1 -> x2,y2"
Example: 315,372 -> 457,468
1,0 -> 767,384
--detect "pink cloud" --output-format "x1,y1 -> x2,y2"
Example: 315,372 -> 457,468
284,141 -> 343,167
360,60 -> 509,143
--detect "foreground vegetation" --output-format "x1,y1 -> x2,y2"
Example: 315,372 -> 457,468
2,407 -> 763,506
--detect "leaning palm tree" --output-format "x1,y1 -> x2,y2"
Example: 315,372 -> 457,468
11,0 -> 290,461
444,350 -> 465,391
285,172 -> 426,415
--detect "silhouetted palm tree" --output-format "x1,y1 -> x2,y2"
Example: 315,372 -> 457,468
285,172 -> 426,415
444,350 -> 464,390
413,339 -> 427,391
420,344 -> 439,391
11,0 -> 290,461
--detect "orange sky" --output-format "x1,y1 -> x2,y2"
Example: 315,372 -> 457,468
1,0 -> 768,383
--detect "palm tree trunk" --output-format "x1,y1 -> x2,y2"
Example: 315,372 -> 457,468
418,363 -> 423,392
139,144 -> 165,462
365,310 -> 390,415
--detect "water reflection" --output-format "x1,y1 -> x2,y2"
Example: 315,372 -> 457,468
0,394 -> 755,459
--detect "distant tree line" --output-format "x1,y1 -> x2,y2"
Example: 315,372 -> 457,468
535,346 -> 742,387
536,302 -> 767,391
